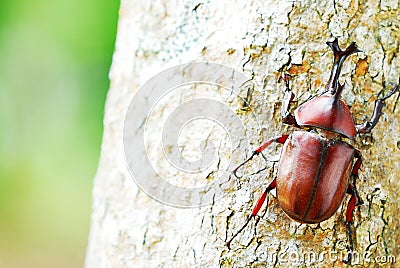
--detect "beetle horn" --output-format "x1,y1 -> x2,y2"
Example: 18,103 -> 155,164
326,38 -> 361,100
336,82 -> 345,101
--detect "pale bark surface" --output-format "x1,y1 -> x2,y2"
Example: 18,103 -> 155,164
86,0 -> 400,267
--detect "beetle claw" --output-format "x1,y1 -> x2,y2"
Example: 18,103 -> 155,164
381,82 -> 399,101
342,222 -> 354,264
233,151 -> 258,178
343,254 -> 352,264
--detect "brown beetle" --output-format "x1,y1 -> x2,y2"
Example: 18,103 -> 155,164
226,38 -> 399,263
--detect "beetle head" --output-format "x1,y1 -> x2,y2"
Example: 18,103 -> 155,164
294,38 -> 360,139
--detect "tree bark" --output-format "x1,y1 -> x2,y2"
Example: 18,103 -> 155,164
85,0 -> 400,267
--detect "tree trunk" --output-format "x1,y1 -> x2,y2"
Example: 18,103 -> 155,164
85,0 -> 400,267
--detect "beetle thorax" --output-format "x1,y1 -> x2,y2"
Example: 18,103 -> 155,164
294,93 -> 357,139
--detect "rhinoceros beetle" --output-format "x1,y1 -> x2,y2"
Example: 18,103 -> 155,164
226,38 -> 399,263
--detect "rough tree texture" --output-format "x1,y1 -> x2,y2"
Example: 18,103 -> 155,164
86,0 -> 400,267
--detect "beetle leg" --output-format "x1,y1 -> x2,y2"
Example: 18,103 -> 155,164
282,91 -> 298,126
280,73 -> 299,127
344,191 -> 358,264
351,150 -> 363,205
226,179 -> 276,249
343,150 -> 363,263
233,135 -> 289,178
356,82 -> 399,134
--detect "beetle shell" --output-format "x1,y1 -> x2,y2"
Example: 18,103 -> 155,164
294,93 -> 357,139
276,131 -> 355,223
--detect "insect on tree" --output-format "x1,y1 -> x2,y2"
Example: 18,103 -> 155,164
226,38 -> 399,263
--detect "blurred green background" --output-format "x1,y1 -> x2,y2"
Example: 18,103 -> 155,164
0,0 -> 119,267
